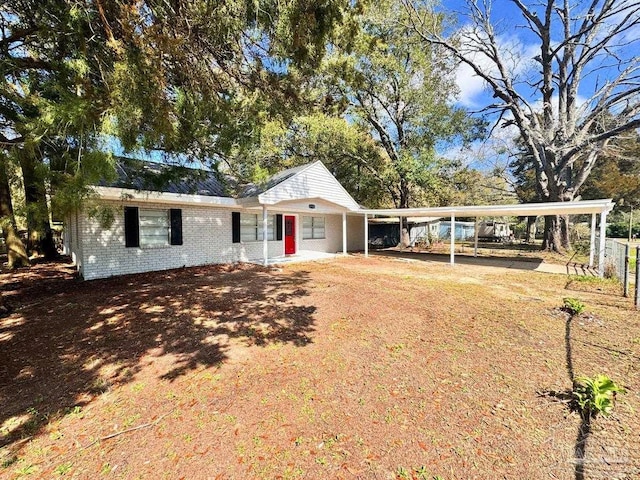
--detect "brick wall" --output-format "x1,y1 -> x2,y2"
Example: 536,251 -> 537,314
67,202 -> 363,280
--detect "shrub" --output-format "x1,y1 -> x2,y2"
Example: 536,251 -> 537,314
563,297 -> 585,315
573,374 -> 625,417
603,262 -> 618,280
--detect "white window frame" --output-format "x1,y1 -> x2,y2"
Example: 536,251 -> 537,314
302,216 -> 326,240
139,208 -> 170,248
240,213 -> 276,242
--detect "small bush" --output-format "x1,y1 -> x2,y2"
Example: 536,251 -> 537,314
603,262 -> 618,280
563,297 -> 585,315
573,374 -> 625,418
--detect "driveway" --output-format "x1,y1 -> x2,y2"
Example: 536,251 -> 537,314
370,248 -> 598,276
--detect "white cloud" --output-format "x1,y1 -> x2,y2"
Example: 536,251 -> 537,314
453,26 -> 539,108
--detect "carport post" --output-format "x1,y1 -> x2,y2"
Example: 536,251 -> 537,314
635,246 -> 640,309
364,213 -> 368,257
342,212 -> 347,255
262,205 -> 268,266
598,210 -> 608,277
399,215 -> 402,247
450,214 -> 455,266
589,213 -> 596,267
474,217 -> 479,258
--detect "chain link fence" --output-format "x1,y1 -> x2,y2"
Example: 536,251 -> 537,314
598,238 -> 627,280
595,238 -> 638,302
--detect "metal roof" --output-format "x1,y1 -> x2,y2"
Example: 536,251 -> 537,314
102,158 -> 228,197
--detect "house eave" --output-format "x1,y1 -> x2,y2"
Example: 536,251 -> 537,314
92,186 -> 239,207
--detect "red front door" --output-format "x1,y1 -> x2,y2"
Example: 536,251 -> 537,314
284,216 -> 296,255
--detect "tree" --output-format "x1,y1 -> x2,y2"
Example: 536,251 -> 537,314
324,0 -> 482,209
403,0 -> 640,251
1,0 -> 349,263
0,154 -> 28,268
580,134 -> 640,206
239,0 -> 482,211
234,114 -> 393,208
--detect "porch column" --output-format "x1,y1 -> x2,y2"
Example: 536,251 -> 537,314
364,213 -> 369,257
342,212 -> 347,255
598,210 -> 608,277
589,213 -> 596,267
474,217 -> 479,258
399,215 -> 402,248
450,214 -> 455,266
262,205 -> 268,266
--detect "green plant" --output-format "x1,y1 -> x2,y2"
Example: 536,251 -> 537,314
563,297 -> 585,315
54,462 -> 73,476
395,466 -> 410,479
573,374 -> 625,417
14,463 -> 36,476
1,455 -> 18,469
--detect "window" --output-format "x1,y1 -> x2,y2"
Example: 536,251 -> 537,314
139,209 -> 170,247
124,207 -> 182,248
302,216 -> 325,239
240,213 -> 275,242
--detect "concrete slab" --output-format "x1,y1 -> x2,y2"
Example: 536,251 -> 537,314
370,249 -> 598,276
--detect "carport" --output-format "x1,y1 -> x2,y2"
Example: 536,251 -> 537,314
361,199 -> 615,276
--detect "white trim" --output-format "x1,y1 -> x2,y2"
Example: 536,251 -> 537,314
364,213 -> 369,257
474,217 -> 479,258
342,212 -> 347,255
257,197 -> 351,214
361,199 -> 615,217
598,211 -> 607,277
262,206 -> 268,266
94,186 -> 239,207
450,215 -> 455,266
589,213 -> 597,268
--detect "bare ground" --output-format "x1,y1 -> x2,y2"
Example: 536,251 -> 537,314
0,255 -> 638,479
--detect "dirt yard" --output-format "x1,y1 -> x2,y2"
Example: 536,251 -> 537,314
1,256 -> 638,479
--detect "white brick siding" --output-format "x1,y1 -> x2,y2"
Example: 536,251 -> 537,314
66,201 -> 365,280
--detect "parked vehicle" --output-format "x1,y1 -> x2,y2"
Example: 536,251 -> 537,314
477,221 -> 512,242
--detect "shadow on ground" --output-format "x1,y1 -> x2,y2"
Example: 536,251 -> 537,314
0,260 -> 315,453
370,249 -> 544,270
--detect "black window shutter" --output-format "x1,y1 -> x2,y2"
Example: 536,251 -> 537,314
276,214 -> 283,241
124,207 -> 139,248
170,209 -> 183,245
232,212 -> 241,243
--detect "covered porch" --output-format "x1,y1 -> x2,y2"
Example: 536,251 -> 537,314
361,199 -> 615,277
243,198 -> 364,266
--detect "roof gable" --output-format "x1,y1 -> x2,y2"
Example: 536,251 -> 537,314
256,161 -> 360,211
239,163 -> 314,197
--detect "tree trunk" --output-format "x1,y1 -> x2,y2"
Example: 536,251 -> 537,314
526,216 -> 537,242
399,217 -> 411,248
0,157 -> 29,268
19,151 -> 57,259
542,215 -> 571,252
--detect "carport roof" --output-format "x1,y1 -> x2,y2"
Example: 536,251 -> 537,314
361,198 -> 615,217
